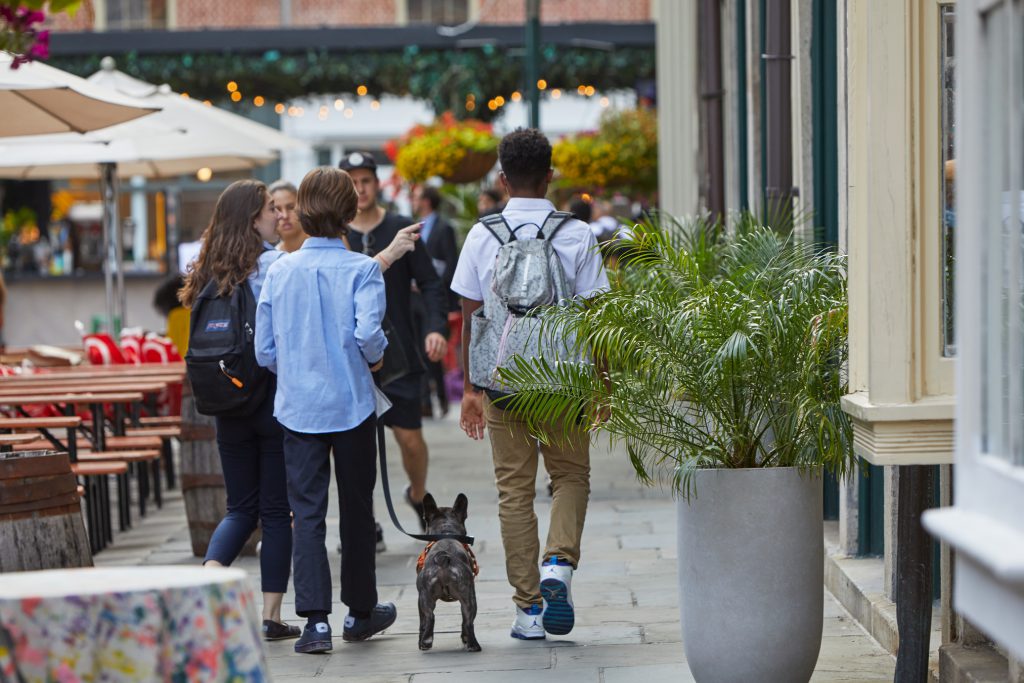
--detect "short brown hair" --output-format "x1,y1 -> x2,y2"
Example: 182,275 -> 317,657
296,167 -> 358,238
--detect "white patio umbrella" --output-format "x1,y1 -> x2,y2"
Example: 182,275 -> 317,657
0,59 -> 306,331
0,52 -> 158,136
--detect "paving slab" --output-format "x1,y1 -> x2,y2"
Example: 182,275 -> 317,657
94,408 -> 896,681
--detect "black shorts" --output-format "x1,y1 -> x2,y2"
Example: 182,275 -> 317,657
380,391 -> 422,430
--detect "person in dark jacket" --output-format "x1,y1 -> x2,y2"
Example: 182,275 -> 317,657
340,152 -> 448,538
412,184 -> 459,417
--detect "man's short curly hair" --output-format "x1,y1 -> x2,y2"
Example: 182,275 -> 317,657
498,128 -> 552,189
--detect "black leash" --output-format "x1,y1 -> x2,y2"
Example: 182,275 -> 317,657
375,393 -> 474,546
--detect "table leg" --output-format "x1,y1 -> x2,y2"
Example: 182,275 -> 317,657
90,404 -> 105,452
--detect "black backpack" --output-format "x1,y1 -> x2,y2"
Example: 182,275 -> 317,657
185,277 -> 271,417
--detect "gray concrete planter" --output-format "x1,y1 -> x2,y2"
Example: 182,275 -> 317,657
676,466 -> 823,682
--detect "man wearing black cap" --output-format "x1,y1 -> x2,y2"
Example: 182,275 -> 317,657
339,151 -> 448,544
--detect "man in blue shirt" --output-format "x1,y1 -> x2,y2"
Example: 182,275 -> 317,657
255,167 -> 397,654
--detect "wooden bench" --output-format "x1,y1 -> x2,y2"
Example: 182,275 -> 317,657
70,460 -> 129,553
139,416 -> 183,427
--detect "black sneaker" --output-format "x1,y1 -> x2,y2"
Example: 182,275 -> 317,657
375,521 -> 386,553
295,621 -> 332,653
262,619 -> 301,641
342,602 -> 397,642
404,485 -> 427,531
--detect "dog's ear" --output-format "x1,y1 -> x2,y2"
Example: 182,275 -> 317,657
421,493 -> 439,522
453,493 -> 468,521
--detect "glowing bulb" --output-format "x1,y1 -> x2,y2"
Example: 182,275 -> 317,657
495,96 -> 505,106
227,81 -> 238,92
466,101 -> 476,111
320,105 -> 328,114
488,100 -> 498,111
230,91 -> 242,102
357,85 -> 368,96
344,108 -> 354,118
466,93 -> 476,101
180,92 -> 189,99
511,91 -> 521,102
551,88 -> 562,99
371,100 -> 381,110
196,167 -> 213,182
318,112 -> 328,121
254,96 -> 265,107
274,103 -> 285,114
600,96 -> 610,107
577,85 -> 586,95
202,100 -> 212,107
537,79 -> 547,90
334,98 -> 345,110
585,85 -> 596,97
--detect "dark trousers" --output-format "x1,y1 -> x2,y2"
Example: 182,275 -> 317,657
206,392 -> 291,594
283,412 -> 378,617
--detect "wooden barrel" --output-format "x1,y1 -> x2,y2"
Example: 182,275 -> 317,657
180,388 -> 260,558
0,450 -> 92,571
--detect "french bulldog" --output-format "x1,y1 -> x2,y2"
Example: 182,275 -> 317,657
416,493 -> 481,652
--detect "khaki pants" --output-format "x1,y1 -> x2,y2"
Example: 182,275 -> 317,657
485,399 -> 591,610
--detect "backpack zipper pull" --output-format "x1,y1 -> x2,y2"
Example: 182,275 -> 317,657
219,360 -> 244,388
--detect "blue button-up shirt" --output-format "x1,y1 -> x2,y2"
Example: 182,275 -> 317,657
248,241 -> 284,301
255,237 -> 388,433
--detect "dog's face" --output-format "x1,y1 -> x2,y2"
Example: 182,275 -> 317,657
421,493 -> 468,536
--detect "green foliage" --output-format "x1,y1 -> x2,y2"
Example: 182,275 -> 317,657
49,46 -> 654,121
497,215 -> 853,496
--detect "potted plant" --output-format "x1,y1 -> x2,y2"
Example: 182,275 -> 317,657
499,217 -> 852,683
551,108 -> 658,196
387,112 -> 499,184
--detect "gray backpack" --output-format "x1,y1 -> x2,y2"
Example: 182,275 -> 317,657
468,211 -> 578,392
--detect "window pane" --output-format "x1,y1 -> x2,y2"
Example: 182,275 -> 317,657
980,1 -> 1024,467
407,0 -> 469,24
941,5 -> 956,356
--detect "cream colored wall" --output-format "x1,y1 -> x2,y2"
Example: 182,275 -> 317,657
840,0 -> 955,465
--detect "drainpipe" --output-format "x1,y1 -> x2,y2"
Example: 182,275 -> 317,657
699,0 -> 726,223
525,0 -> 541,129
762,0 -> 795,223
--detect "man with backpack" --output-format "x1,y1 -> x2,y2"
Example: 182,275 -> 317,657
451,128 -> 609,641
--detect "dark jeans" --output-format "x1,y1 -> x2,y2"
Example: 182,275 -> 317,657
283,411 -> 378,617
205,391 -> 291,594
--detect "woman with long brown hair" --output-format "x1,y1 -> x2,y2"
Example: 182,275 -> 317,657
180,179 -> 299,642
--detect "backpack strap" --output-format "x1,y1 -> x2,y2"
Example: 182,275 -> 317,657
538,210 -> 575,241
480,213 -> 514,245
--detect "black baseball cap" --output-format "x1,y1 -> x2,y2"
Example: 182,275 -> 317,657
339,151 -> 378,174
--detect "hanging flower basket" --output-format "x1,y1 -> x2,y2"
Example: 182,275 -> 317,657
442,149 -> 498,184
389,112 -> 499,184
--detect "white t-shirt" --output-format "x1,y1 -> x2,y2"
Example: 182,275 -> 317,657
451,197 -> 610,302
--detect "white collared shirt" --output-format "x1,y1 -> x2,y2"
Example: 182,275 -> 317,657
451,197 -> 609,302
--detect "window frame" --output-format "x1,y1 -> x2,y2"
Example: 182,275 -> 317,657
924,0 -> 1024,663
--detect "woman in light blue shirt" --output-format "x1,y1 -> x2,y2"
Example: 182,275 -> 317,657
179,179 -> 299,642
255,166 -> 398,654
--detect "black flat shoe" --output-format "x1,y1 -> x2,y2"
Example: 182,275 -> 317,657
263,620 -> 301,641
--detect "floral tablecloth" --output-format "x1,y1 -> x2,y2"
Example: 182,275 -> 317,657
0,566 -> 267,682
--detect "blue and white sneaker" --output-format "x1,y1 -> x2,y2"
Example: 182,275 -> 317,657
540,557 -> 575,635
510,604 -> 545,640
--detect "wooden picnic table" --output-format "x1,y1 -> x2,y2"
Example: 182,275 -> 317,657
0,375 -> 181,387
0,433 -> 43,448
0,383 -> 168,398
0,416 -> 81,430
0,392 -> 143,453
24,363 -> 186,377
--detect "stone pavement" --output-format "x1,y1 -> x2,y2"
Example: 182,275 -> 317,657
96,411 -> 897,682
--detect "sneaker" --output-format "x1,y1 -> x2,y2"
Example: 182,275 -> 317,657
405,485 -> 427,531
510,604 -> 545,640
262,619 -> 301,641
375,522 -> 387,553
540,557 -> 575,635
294,622 -> 332,653
342,602 -> 397,642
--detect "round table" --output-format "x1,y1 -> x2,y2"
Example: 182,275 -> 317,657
0,566 -> 267,682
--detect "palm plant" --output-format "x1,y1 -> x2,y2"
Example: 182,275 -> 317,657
498,214 -> 853,496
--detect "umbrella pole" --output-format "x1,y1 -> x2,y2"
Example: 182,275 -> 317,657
100,162 -> 119,335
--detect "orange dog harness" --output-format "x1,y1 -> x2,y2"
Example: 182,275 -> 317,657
416,542 -> 480,577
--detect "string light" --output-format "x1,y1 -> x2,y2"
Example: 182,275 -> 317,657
319,105 -> 328,120
202,100 -> 212,107
344,108 -> 354,118
600,96 -> 610,107
584,85 -> 596,97
495,95 -> 505,106
288,106 -> 299,116
511,91 -> 521,102
226,81 -> 238,92
357,85 -> 368,96
577,85 -> 586,95
230,91 -> 242,102
537,79 -> 547,90
466,101 -> 476,111
487,99 -> 498,111
371,100 -> 381,110
274,103 -> 285,114
180,92 -> 189,99
334,98 -> 345,110
254,96 -> 265,107
551,88 -> 562,99
196,167 -> 213,182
